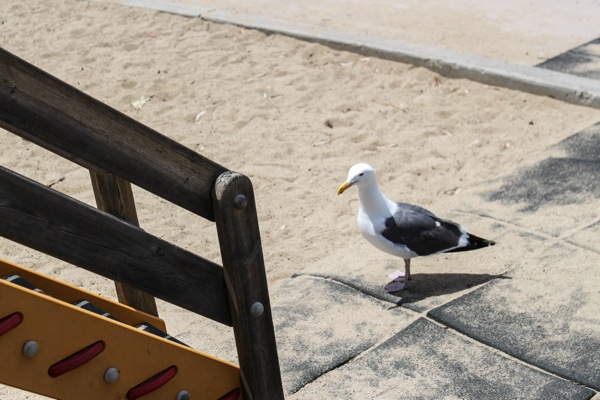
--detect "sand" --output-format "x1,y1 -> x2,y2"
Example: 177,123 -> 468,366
112,0 -> 600,65
1,1 -> 599,398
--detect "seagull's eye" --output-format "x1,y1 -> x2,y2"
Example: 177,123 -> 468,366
359,173 -> 364,176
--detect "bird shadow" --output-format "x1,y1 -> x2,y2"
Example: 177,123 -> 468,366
297,272 -> 510,312
387,273 -> 511,308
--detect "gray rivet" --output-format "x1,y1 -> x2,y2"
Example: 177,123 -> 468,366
233,194 -> 248,209
250,302 -> 264,317
22,340 -> 39,358
176,389 -> 190,400
104,367 -> 120,383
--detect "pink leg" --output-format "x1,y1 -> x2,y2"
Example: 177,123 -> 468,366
384,260 -> 412,293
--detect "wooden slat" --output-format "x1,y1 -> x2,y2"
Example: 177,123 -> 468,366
0,47 -> 226,221
0,166 -> 232,326
213,171 -> 284,400
90,170 -> 159,316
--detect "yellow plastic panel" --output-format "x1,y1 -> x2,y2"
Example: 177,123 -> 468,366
0,258 -> 165,330
0,279 -> 241,400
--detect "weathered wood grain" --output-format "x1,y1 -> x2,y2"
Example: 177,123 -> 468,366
0,166 -> 231,326
213,171 -> 284,400
90,170 -> 159,317
0,48 -> 285,392
0,47 -> 225,221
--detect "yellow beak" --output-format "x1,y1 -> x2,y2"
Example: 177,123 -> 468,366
337,181 -> 353,195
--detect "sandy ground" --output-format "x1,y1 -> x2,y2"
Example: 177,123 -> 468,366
1,0 -> 599,398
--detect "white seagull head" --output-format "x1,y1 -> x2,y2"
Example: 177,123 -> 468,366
337,163 -> 377,195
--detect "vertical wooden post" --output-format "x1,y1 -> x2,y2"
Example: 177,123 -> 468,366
89,171 -> 159,317
213,171 -> 284,400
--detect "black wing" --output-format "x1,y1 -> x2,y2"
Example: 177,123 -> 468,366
380,203 -> 465,256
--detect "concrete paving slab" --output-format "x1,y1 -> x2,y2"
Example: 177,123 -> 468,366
291,318 -> 594,400
486,123 -> 600,212
294,242 -> 506,314
539,38 -> 600,80
428,243 -> 600,390
297,270 -> 505,314
422,121 -> 600,392
269,275 -> 416,394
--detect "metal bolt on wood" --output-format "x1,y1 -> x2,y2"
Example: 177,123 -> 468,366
233,194 -> 248,209
176,389 -> 190,400
250,302 -> 264,317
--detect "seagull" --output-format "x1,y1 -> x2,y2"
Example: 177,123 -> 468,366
337,163 -> 495,291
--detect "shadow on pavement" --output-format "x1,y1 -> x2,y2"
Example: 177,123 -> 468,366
487,123 -> 600,212
386,273 -> 511,307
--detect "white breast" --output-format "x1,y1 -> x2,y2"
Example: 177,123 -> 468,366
357,208 -> 417,259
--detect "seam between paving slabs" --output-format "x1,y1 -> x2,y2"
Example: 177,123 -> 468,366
286,339 -> 382,395
285,274 -> 423,394
448,211 -> 600,391
455,209 -> 553,242
561,218 -> 600,255
560,218 -> 600,241
426,318 -> 598,396
564,238 -> 600,255
426,313 -> 599,396
294,274 -> 598,396
455,209 -> 600,256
